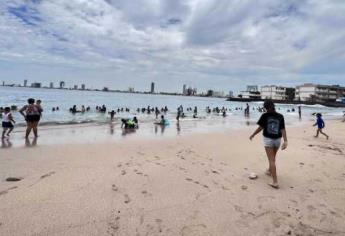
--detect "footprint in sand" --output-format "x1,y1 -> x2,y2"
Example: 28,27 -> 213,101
124,194 -> 131,204
181,224 -> 207,236
108,215 -> 121,234
121,170 -> 126,176
40,171 -> 55,179
0,186 -> 18,196
202,184 -> 209,189
155,219 -> 163,233
112,184 -> 118,192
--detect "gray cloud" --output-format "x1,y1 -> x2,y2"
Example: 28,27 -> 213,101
0,0 -> 344,92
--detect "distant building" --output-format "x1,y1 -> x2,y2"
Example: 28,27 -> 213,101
247,85 -> 259,92
81,84 -> 86,90
213,91 -> 224,97
150,82 -> 155,93
295,83 -> 345,102
186,86 -> 197,96
285,87 -> 296,101
103,87 -> 109,92
59,81 -> 65,89
261,85 -> 287,100
228,91 -> 234,97
239,85 -> 261,99
74,85 -> 78,90
31,82 -> 41,88
128,87 -> 134,92
24,80 -> 28,87
183,84 -> 187,95
49,82 -> 54,88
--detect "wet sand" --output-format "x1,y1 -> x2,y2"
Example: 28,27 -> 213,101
0,121 -> 345,235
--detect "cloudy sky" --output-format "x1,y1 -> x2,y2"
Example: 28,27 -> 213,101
0,0 -> 345,93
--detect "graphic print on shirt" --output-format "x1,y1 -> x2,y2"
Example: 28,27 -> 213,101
267,118 -> 280,135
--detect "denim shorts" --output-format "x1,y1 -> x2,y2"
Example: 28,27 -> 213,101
263,137 -> 281,148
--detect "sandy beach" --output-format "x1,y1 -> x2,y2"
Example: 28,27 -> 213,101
1,121 -> 345,236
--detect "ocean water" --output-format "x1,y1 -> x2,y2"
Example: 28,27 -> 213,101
0,86 -> 344,131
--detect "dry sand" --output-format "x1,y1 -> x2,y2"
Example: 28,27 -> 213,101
0,121 -> 345,236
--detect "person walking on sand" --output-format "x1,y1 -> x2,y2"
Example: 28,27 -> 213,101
249,100 -> 288,189
19,98 -> 42,138
313,113 -> 329,139
2,107 -> 15,138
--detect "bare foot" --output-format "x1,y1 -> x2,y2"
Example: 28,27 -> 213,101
268,183 -> 279,189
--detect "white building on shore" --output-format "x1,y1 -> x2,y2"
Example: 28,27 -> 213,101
261,85 -> 288,100
295,83 -> 345,102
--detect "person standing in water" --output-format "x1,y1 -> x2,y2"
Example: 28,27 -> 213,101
19,98 -> 42,138
313,113 -> 329,139
250,100 -> 288,189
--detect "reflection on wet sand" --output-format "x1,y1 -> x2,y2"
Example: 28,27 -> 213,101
176,122 -> 181,135
1,138 -> 13,149
109,123 -> 115,135
154,124 -> 166,135
121,128 -> 136,136
25,137 -> 37,147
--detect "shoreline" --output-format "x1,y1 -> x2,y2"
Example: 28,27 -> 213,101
1,114 -> 317,148
1,121 -> 345,235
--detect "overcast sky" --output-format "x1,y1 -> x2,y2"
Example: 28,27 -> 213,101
0,0 -> 345,93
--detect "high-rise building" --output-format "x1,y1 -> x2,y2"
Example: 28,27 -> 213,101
59,81 -> 65,89
183,84 -> 187,95
150,82 -> 155,93
81,84 -> 86,90
24,80 -> 28,87
31,82 -> 41,88
74,85 -> 78,90
49,82 -> 54,88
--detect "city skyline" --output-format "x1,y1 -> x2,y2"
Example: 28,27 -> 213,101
0,1 -> 345,92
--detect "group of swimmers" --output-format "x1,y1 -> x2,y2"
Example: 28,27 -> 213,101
69,105 -> 91,113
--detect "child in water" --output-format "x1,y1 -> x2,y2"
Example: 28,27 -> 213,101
2,107 -> 15,138
313,113 -> 329,139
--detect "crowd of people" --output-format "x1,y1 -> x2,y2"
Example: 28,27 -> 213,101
2,98 -> 344,189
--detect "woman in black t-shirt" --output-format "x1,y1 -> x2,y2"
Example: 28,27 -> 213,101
249,100 -> 288,189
